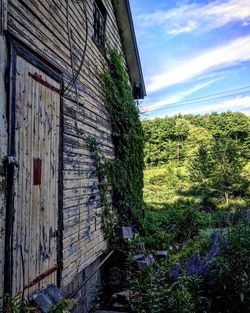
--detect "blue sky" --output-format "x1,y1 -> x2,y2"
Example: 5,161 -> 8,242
130,0 -> 250,119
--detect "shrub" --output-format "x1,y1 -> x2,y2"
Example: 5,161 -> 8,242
131,224 -> 250,313
160,201 -> 202,243
203,222 -> 250,313
169,234 -> 211,264
181,222 -> 250,313
131,266 -> 195,313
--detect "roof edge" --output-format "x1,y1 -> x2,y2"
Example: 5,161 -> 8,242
112,0 -> 146,99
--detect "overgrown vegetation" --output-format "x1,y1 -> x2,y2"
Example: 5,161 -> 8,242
89,52 -> 250,313
87,137 -> 115,240
130,112 -> 250,313
2,294 -> 75,313
87,48 -> 144,241
97,48 -> 144,228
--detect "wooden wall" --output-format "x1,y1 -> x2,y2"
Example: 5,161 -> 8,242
4,0 -> 125,293
0,0 -> 8,308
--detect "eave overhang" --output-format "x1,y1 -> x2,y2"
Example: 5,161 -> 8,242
112,0 -> 146,99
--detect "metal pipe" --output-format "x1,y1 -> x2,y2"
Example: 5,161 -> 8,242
69,250 -> 114,299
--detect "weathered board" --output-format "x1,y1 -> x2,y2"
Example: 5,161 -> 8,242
11,56 -> 60,296
1,0 -> 130,298
0,0 -> 8,309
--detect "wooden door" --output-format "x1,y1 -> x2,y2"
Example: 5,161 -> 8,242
11,55 -> 61,296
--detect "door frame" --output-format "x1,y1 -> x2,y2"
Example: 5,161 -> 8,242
4,36 -> 64,295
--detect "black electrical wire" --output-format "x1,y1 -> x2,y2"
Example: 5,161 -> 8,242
144,86 -> 250,113
150,147 -> 250,162
20,244 -> 25,304
63,0 -> 89,95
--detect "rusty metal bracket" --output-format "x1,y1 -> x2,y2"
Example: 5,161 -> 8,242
25,266 -> 58,290
29,72 -> 60,94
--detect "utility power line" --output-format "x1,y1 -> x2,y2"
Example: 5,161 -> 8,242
152,147 -> 250,162
176,139 -> 250,148
145,134 -> 250,148
143,85 -> 250,113
146,90 -> 250,113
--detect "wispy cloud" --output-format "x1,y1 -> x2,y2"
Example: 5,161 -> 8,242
154,96 -> 250,118
147,35 -> 250,93
143,80 -> 218,112
138,0 -> 250,35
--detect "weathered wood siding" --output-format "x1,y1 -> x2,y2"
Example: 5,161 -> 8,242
0,0 -> 8,309
5,0 -> 125,293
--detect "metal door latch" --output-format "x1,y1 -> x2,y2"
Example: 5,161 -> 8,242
8,156 -> 19,167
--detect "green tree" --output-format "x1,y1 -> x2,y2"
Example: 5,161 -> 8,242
173,118 -> 191,162
189,139 -> 247,206
189,144 -> 214,209
187,126 -> 212,146
173,118 -> 191,142
223,111 -> 250,142
142,112 -> 250,170
210,138 -> 246,204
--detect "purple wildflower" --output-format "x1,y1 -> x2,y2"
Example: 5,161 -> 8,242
170,264 -> 182,280
171,232 -> 229,280
211,232 -> 219,244
208,232 -> 228,259
206,234 -> 220,261
187,255 -> 208,276
206,244 -> 220,262
187,232 -> 225,277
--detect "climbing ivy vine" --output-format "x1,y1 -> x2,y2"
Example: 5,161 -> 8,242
88,48 -> 144,239
101,48 -> 144,226
87,137 -> 115,240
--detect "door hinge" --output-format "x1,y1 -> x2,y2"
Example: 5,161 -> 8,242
7,156 -> 18,167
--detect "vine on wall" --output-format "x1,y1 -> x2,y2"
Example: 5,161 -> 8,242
87,137 -> 115,240
101,48 -> 144,226
89,48 -> 144,239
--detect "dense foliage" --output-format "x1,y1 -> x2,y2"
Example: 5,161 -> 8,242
2,295 -> 75,313
131,222 -> 250,313
100,48 -> 144,226
143,112 -> 250,167
129,112 -> 250,313
143,112 -> 250,206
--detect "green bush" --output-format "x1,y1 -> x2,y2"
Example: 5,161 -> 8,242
2,294 -> 38,312
148,173 -> 166,185
216,198 -> 247,211
169,234 -> 211,264
138,199 -> 203,252
160,200 -> 202,243
131,266 -> 195,313
202,222 -> 250,313
130,220 -> 250,313
2,294 -> 75,313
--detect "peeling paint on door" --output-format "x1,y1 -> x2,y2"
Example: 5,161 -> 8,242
11,56 -> 60,296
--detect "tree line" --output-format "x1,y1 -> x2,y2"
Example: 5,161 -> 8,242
142,112 -> 250,207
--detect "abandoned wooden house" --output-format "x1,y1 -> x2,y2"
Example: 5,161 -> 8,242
0,0 -> 145,311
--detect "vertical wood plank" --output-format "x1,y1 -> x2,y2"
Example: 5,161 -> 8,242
12,56 -> 60,296
0,0 -> 8,34
0,27 -> 7,308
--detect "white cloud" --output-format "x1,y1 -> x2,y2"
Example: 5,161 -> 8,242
147,35 -> 250,93
155,96 -> 250,118
143,79 -> 218,112
189,96 -> 250,114
138,0 -> 250,35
